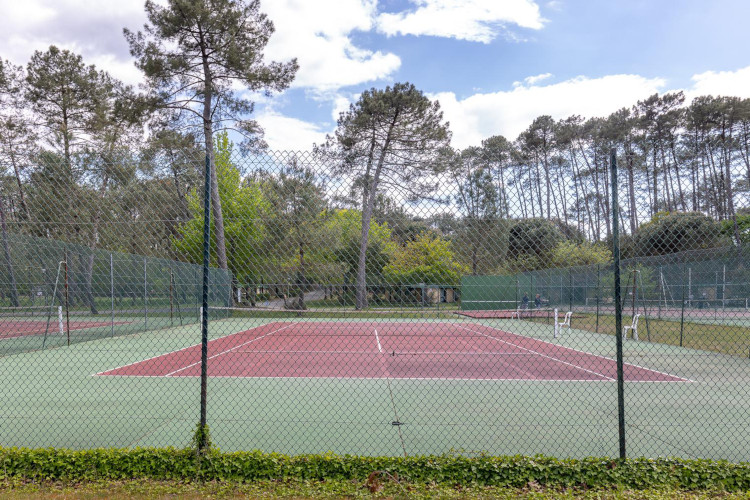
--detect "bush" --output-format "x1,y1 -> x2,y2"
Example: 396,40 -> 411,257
634,212 -> 724,256
0,448 -> 749,491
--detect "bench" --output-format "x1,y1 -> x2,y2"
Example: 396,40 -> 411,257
622,314 -> 641,341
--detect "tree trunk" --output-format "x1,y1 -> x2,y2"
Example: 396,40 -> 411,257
201,42 -> 228,272
626,150 -> 638,234
0,196 -> 19,307
355,115 -> 397,310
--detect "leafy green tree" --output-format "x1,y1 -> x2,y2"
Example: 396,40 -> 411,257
318,209 -> 395,301
26,46 -> 115,171
384,232 -> 467,287
507,218 -> 563,260
634,211 -> 724,256
125,0 -> 298,272
450,147 -> 508,274
258,156 -> 329,302
549,241 -> 611,268
173,132 -> 269,289
0,59 -> 34,220
318,82 -> 451,308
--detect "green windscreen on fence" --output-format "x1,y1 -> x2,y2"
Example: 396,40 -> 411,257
0,232 -> 232,357
460,275 -> 519,310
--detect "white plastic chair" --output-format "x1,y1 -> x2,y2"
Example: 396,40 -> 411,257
554,309 -> 572,338
622,314 -> 641,341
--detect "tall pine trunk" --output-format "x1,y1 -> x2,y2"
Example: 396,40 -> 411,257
0,196 -> 19,307
201,41 -> 228,272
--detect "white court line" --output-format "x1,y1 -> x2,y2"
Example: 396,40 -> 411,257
374,328 -> 383,353
93,323 -> 290,376
454,324 -> 616,381
160,322 -> 301,377
451,331 -> 544,380
456,324 -> 690,382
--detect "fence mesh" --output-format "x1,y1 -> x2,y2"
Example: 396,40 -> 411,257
1,138 -> 750,461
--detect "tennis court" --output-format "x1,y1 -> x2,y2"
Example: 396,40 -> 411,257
97,320 -> 685,382
2,309 -> 749,459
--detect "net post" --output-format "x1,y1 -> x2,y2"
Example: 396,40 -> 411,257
610,148 -> 626,460
64,252 -> 70,347
58,306 -> 63,335
553,308 -> 558,338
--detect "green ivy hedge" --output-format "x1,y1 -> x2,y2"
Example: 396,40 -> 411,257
0,448 -> 748,491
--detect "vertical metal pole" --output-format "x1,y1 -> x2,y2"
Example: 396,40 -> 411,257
110,253 -> 114,338
170,266 -> 174,327
688,267 -> 692,308
568,268 -> 573,311
610,148 -> 626,459
638,271 -> 651,342
64,253 -> 70,347
199,153 -> 211,446
722,264 -> 726,310
680,262 -> 686,347
144,257 -> 148,331
595,264 -> 600,333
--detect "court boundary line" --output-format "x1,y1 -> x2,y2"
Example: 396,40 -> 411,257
163,322 -> 301,377
94,321 -> 289,376
453,324 -> 615,381
455,323 -> 690,382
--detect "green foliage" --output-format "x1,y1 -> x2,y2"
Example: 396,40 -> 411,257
549,241 -> 611,268
721,214 -> 750,245
323,209 -> 396,284
190,423 -> 211,456
173,132 -> 269,281
0,447 -> 749,491
384,233 -> 468,286
635,212 -> 724,256
508,218 -> 563,260
124,0 -> 298,151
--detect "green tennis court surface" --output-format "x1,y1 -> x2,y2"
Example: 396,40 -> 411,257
1,313 -> 748,460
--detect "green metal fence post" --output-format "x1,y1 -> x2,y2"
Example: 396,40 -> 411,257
199,153 -> 211,451
611,148 -> 626,459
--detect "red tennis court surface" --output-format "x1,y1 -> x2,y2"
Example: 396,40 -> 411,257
98,321 -> 686,382
0,320 -> 130,339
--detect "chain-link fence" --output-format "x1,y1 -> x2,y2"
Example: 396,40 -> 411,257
1,140 -> 749,461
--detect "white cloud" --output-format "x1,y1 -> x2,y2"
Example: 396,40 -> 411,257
513,72 -> 553,86
1,0 -> 147,85
687,65 -> 750,100
1,0 -> 400,93
256,111 -> 331,151
262,0 -> 401,92
376,0 -> 545,43
431,74 -> 667,147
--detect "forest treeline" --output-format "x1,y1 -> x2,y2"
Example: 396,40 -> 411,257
1,0 -> 749,310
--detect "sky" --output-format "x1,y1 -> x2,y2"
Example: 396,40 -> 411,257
3,0 -> 750,150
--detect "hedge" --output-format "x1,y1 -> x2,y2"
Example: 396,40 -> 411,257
0,448 -> 749,491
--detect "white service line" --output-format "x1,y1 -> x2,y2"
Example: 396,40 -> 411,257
374,328 -> 383,353
164,322 -> 300,377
